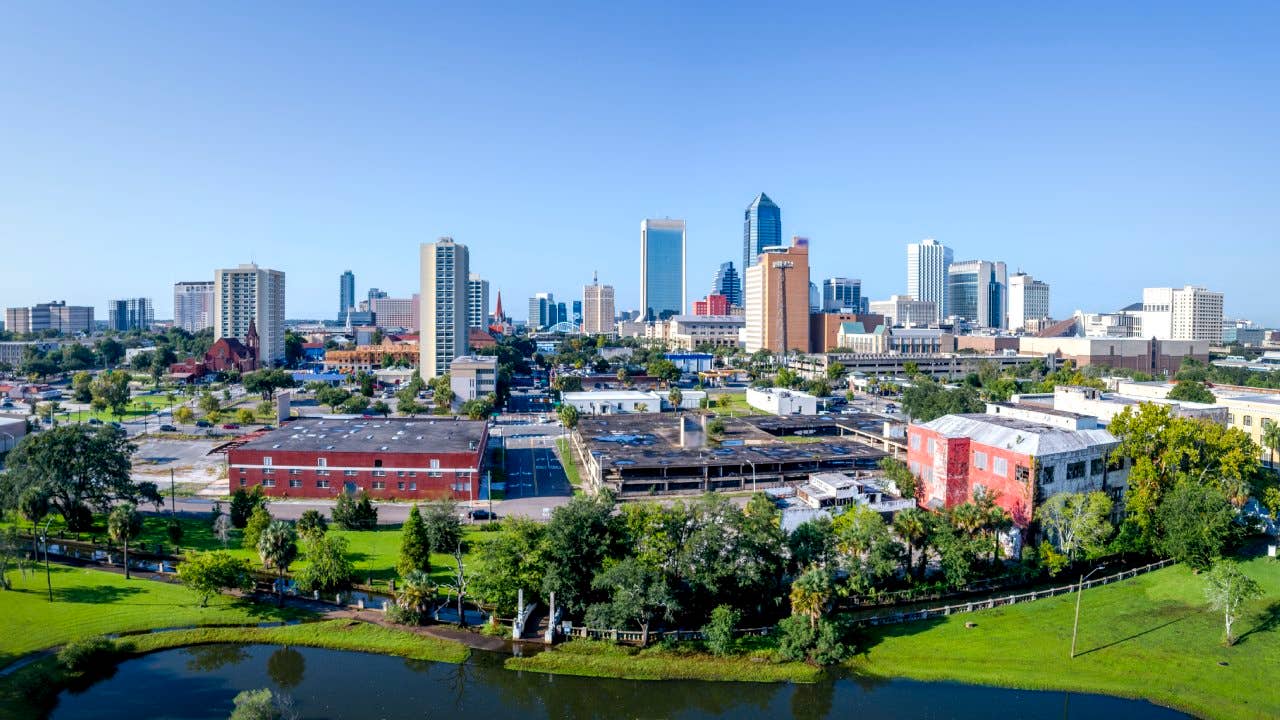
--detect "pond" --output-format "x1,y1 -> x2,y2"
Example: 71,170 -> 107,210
48,644 -> 1191,720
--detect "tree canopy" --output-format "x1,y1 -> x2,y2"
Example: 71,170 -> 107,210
1,425 -> 143,531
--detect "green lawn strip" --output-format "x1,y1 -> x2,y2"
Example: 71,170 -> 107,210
505,638 -> 822,683
847,557 -> 1280,720
554,437 -> 583,488
0,564 -> 308,669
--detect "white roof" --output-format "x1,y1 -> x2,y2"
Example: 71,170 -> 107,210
920,413 -> 1117,456
562,390 -> 661,402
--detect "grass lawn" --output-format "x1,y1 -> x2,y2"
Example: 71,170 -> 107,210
707,393 -> 755,418
848,555 -> 1280,720
51,394 -> 183,424
505,638 -> 822,683
554,437 -> 583,488
0,564 -> 308,670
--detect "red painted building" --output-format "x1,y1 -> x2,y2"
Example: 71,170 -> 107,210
693,294 -> 730,316
228,417 -> 488,501
906,405 -> 1126,528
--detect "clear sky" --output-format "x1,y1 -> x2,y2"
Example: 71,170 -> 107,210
2,2 -> 1277,325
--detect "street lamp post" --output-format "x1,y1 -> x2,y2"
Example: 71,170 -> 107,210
1070,564 -> 1109,658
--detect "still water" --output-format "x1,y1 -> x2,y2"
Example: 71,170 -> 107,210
48,644 -> 1191,720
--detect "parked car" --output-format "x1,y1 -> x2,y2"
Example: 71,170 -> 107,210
222,423 -> 240,430
159,424 -> 177,432
467,509 -> 497,520
109,421 -> 123,429
195,419 -> 212,428
87,418 -> 103,425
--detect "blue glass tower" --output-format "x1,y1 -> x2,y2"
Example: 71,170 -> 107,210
640,219 -> 686,321
743,193 -> 781,271
712,261 -> 742,308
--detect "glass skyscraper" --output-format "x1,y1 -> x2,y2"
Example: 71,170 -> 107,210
947,260 -> 1008,328
338,270 -> 355,323
712,261 -> 742,308
640,219 -> 686,321
743,192 -> 781,271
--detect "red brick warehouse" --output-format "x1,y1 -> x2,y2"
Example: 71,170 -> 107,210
227,417 -> 488,502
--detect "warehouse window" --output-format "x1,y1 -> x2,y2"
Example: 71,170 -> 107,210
1067,461 -> 1085,480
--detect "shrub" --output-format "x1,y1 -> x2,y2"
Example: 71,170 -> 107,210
229,688 -> 278,720
58,636 -> 124,673
702,604 -> 740,656
242,506 -> 273,550
332,491 -> 378,530
166,518 -> 184,546
774,616 -> 848,665
296,509 -> 328,538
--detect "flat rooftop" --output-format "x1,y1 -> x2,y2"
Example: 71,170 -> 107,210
236,417 -> 486,454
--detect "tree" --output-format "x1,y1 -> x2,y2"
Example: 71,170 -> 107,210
90,370 -> 132,418
701,604 -> 741,657
236,408 -> 256,425
706,417 -> 726,438
1155,480 -> 1234,571
1262,419 -> 1280,469
879,457 -> 917,500
243,369 -> 296,400
296,509 -> 328,539
370,400 -> 392,417
647,358 -> 682,386
585,557 -> 678,646
0,527 -> 25,591
243,505 -> 273,550
107,504 -> 142,580
392,570 -> 435,625
825,362 -> 846,383
173,406 -> 195,425
294,534 -> 354,594
340,395 -> 370,415
213,514 -> 232,549
557,403 -> 580,429
542,493 -> 618,615
397,505 -> 432,577
1204,561 -> 1264,646
167,517 -> 184,546
315,386 -> 351,413
832,505 -> 902,593
787,517 -> 836,571
284,330 -> 305,368
257,521 -> 298,606
71,371 -> 93,403
1035,491 -> 1113,562
97,338 -> 125,367
893,507 -> 931,579
179,551 -> 254,606
789,566 -> 836,630
1168,380 -> 1216,404
332,491 -> 378,530
230,487 -> 266,529
471,517 -> 546,616
668,387 -> 683,410
776,614 -> 848,665
3,425 -> 137,531
460,397 -> 493,420
422,500 -> 462,555
901,379 -> 984,423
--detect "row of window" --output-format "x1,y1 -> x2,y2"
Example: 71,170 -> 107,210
248,478 -> 443,492
262,457 -> 445,470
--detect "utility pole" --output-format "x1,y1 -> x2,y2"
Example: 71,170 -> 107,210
772,260 -> 795,366
170,469 -> 176,517
1070,564 -> 1108,658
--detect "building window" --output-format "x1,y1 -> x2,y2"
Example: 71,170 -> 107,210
397,470 -> 406,477
239,478 -> 246,487
429,459 -> 442,477
317,458 -> 328,467
316,479 -> 330,489
409,482 -> 417,490
909,434 -> 921,450
262,468 -> 274,475
1243,415 -> 1252,427
926,438 -> 936,455
372,481 -> 386,490
289,479 -> 302,488
317,470 -> 330,476
344,470 -> 358,477
373,470 -> 386,477
289,469 -> 302,475
1041,466 -> 1056,483
992,457 -> 1008,478
973,451 -> 987,470
374,459 -> 383,468
262,479 -> 276,488
1090,458 -> 1105,476
1015,465 -> 1030,482
397,482 -> 405,491
263,457 -> 272,466
1067,461 -> 1085,480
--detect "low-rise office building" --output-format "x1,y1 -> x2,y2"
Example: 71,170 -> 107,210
227,417 -> 487,501
747,387 -> 819,416
450,355 -> 498,402
562,390 -> 664,415
1011,385 -> 1228,427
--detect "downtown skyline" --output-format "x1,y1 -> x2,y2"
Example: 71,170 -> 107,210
1,4 -> 1276,324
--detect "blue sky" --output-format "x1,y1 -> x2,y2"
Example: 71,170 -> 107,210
2,2 -> 1277,324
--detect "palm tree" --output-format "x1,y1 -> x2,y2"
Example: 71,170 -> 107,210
893,508 -> 930,579
396,569 -> 435,623
668,387 -> 683,411
948,502 -> 985,539
1262,420 -> 1280,470
258,521 -> 298,607
107,504 -> 141,580
789,566 -> 834,629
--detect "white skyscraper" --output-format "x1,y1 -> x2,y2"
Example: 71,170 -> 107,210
1007,273 -> 1051,331
466,273 -> 490,329
419,237 -> 470,379
1140,286 -> 1223,341
213,264 -> 285,364
174,281 -> 215,333
906,238 -> 952,323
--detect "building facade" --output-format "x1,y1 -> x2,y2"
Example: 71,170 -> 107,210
466,274 -> 490,329
214,264 -> 286,365
174,281 -> 215,333
227,418 -> 488,501
339,270 -> 355,324
692,294 -> 730,316
640,218 -> 686,321
661,314 -> 744,349
947,260 -> 1008,329
906,238 -> 952,323
1137,286 -> 1224,341
449,355 -> 498,402
108,297 -> 154,332
869,295 -> 937,328
582,279 -> 616,335
4,302 -> 95,335
419,237 -> 470,379
370,295 -> 419,331
712,261 -> 743,308
743,192 -> 782,272
1018,336 -> 1209,376
743,240 -> 810,354
1007,273 -> 1050,331
822,277 -> 862,313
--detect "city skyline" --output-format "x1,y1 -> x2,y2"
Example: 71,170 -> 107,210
2,5 -> 1277,324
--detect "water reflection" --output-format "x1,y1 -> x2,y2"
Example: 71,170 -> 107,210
48,644 -> 1192,720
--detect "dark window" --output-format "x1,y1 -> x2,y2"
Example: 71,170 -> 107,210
374,459 -> 383,468
1066,462 -> 1085,480
1015,465 -> 1030,482
1108,456 -> 1125,472
1041,466 -> 1055,483
1090,458 -> 1105,476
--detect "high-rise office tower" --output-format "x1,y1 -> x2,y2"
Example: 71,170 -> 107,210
367,288 -> 388,303
743,237 -> 810,353
583,274 -> 616,335
527,292 -> 553,329
743,193 -> 782,271
1007,273 -> 1051,331
108,297 -> 154,332
370,295 -> 420,331
1139,286 -> 1224,341
418,237 -> 470,379
571,300 -> 583,326
906,238 -> 953,323
822,277 -> 862,313
214,263 -> 286,364
712,261 -> 742,308
174,281 -> 215,332
640,219 -> 686,321
338,270 -> 355,324
555,302 -> 567,327
947,260 -> 1008,329
467,274 -> 490,328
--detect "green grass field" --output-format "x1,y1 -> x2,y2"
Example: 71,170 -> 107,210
0,564 -> 307,669
505,638 -> 821,683
47,393 -> 184,424
555,437 -> 584,488
849,555 -> 1280,720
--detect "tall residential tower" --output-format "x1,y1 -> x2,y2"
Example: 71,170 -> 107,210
174,281 -> 215,332
419,238 -> 470,379
467,274 -> 490,329
214,264 -> 285,364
